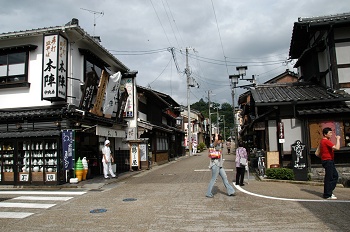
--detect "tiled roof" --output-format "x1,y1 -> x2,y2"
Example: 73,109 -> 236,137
0,108 -> 65,120
250,83 -> 350,106
297,104 -> 350,115
0,130 -> 60,138
0,19 -> 129,71
289,12 -> 350,58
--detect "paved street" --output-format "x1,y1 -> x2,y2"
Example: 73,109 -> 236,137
1,149 -> 350,231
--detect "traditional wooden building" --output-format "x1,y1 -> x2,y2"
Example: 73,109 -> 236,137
239,12 -> 350,182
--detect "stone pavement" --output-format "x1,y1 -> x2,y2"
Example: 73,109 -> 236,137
2,147 -> 350,232
67,148 -> 349,201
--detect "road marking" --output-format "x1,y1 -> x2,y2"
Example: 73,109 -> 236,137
13,196 -> 73,201
234,184 -> 350,202
0,191 -> 86,195
0,202 -> 56,209
0,212 -> 34,219
194,169 -> 234,172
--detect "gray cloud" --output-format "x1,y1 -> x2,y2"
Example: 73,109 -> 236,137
1,0 -> 350,106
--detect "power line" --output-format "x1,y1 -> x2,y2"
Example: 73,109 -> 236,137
149,0 -> 172,47
210,0 -> 229,76
161,0 -> 180,49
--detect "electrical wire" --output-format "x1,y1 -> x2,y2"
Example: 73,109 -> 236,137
147,56 -> 173,87
210,0 -> 229,76
149,0 -> 172,47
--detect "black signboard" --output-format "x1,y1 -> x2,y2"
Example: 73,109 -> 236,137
291,140 -> 308,181
79,70 -> 98,111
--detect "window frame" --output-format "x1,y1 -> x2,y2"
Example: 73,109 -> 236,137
0,44 -> 36,89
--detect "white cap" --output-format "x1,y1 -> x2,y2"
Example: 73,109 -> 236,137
105,140 -> 110,145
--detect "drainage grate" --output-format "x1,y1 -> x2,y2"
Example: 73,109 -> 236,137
89,189 -> 103,192
90,209 -> 107,213
123,198 -> 137,202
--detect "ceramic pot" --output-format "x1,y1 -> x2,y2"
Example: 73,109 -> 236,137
33,166 -> 39,172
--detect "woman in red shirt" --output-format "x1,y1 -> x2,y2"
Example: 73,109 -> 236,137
319,127 -> 340,199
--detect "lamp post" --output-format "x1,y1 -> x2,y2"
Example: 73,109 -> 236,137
220,115 -> 225,141
209,112 -> 216,142
229,74 -> 239,148
229,65 -> 248,148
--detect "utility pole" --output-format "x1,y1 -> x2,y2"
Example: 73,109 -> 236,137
186,47 -> 192,156
216,106 -> 219,136
208,91 -> 212,145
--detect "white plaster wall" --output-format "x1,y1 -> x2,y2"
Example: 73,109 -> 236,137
281,118 -> 302,152
335,42 -> 350,65
0,35 -> 87,109
268,120 -> 278,151
0,36 -> 53,109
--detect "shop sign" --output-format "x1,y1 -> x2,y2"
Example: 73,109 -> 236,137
278,122 -> 285,143
130,143 -> 139,167
79,70 -> 98,111
62,130 -> 74,170
103,71 -> 122,118
123,78 -> 134,118
90,70 -> 109,116
126,127 -> 136,140
139,143 -> 148,161
96,125 -> 125,138
42,34 -> 68,101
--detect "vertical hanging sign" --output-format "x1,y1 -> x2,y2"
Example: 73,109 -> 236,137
123,78 -> 134,117
42,34 -> 68,101
130,143 -> 139,167
62,129 -> 74,170
278,122 -> 285,143
103,71 -> 122,118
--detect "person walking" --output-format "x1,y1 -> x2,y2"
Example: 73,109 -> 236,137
235,141 -> 248,186
319,127 -> 340,199
206,138 -> 235,198
102,139 -> 117,179
192,140 -> 197,155
226,139 -> 231,154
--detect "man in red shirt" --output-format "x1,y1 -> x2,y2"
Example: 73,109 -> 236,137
319,127 -> 340,199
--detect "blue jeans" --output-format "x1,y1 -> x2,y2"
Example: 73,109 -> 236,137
322,160 -> 338,198
206,164 -> 235,197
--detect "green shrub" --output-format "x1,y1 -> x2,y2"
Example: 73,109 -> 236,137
265,168 -> 294,180
198,142 -> 206,152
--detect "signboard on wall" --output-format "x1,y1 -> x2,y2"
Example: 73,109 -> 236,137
96,125 -> 125,138
42,34 -> 68,101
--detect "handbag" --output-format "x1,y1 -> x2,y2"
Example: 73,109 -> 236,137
240,157 -> 247,166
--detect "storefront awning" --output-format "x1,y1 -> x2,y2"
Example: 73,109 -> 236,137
95,125 -> 125,138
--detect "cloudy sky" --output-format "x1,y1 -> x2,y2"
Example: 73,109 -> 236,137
1,0 -> 350,106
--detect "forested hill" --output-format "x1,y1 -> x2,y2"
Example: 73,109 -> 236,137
190,98 -> 234,140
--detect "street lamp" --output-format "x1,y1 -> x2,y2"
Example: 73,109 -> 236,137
220,115 -> 225,141
229,66 -> 248,148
